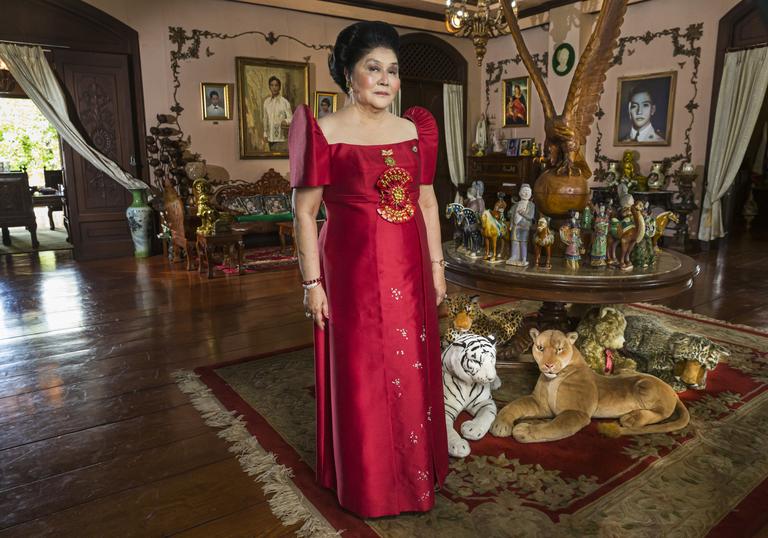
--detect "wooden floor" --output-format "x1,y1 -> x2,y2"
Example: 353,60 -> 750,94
1,229 -> 767,537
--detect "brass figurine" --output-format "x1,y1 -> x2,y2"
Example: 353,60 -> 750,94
500,0 -> 628,177
500,0 -> 629,216
193,178 -> 218,236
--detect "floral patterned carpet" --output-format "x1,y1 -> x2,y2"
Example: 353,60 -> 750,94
177,302 -> 768,537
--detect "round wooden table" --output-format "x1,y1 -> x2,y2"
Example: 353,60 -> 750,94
443,241 -> 700,330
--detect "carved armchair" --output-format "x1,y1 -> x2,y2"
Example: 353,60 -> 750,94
0,172 -> 38,248
163,179 -> 199,270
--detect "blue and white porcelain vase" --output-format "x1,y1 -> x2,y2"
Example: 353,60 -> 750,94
126,188 -> 153,258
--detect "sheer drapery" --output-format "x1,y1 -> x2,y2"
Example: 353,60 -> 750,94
0,43 -> 146,190
443,83 -> 464,202
388,88 -> 401,117
698,47 -> 768,241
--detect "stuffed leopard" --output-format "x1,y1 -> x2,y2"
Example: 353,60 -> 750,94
443,294 -> 523,347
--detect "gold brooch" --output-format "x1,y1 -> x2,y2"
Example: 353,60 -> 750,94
376,149 -> 415,224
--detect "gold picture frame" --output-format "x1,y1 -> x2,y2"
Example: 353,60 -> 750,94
502,76 -> 530,127
200,82 -> 232,121
614,71 -> 676,147
314,91 -> 338,119
236,57 -> 309,159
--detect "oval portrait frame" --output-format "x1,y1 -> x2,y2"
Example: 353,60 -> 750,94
552,43 -> 576,77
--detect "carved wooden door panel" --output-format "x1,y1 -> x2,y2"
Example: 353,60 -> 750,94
54,50 -> 138,260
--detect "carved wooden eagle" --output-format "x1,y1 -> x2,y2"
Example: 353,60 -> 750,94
500,0 -> 628,179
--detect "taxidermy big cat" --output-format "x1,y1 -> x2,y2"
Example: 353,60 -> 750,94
490,329 -> 689,443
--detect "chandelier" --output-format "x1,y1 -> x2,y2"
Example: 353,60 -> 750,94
445,0 -> 519,65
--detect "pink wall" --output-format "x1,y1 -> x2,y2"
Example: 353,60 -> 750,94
86,0 -> 480,182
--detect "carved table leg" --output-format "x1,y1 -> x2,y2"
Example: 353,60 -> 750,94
537,301 -> 570,331
48,205 -> 55,230
237,240 -> 244,275
205,245 -> 214,279
28,223 -> 39,249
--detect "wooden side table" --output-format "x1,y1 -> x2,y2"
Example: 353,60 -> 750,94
276,220 -> 325,256
276,221 -> 296,255
196,231 -> 244,279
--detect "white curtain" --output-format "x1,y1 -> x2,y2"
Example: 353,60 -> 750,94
0,43 -> 146,190
443,83 -> 465,202
698,47 -> 768,241
388,88 -> 401,117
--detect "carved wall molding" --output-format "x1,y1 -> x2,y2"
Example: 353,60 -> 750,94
167,26 -> 332,131
484,52 -> 548,115
593,23 -> 704,175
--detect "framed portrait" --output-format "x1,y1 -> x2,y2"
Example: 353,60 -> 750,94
502,76 -> 530,127
236,57 -> 309,159
614,71 -> 676,147
519,138 -> 533,156
552,43 -> 575,77
506,138 -> 520,157
314,91 -> 338,119
201,83 -> 232,121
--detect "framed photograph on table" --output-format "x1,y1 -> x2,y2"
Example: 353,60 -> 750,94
615,71 -> 676,147
519,138 -> 533,156
236,57 -> 309,159
201,83 -> 232,121
506,138 -> 520,157
502,76 -> 530,127
314,92 -> 338,119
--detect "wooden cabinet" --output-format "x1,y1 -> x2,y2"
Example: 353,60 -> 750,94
466,155 -> 539,204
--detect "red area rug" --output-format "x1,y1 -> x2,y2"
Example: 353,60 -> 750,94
175,303 -> 768,537
214,246 -> 297,274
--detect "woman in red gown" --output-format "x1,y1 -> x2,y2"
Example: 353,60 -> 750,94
290,21 -> 449,518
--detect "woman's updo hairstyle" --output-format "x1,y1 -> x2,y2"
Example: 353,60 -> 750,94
329,21 -> 400,94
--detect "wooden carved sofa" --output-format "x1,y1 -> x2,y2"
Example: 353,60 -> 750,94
213,168 -> 293,243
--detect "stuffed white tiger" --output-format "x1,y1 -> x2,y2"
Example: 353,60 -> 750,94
442,332 -> 500,458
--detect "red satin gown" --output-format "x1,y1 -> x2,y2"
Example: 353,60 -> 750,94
288,104 -> 449,518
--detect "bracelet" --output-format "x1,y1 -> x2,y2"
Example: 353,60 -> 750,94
431,259 -> 446,268
302,277 -> 323,290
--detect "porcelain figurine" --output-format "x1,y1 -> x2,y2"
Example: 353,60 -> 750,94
559,221 -> 583,270
590,204 -> 609,267
533,216 -> 554,269
506,184 -> 535,267
646,161 -> 665,190
605,160 -> 619,183
467,181 -> 486,215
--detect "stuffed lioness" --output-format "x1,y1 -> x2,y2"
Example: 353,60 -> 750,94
489,329 -> 689,443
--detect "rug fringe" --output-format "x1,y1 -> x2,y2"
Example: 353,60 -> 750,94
172,370 -> 342,537
632,302 -> 768,336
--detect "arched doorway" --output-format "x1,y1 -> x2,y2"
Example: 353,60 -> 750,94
400,33 -> 468,239
0,0 -> 147,260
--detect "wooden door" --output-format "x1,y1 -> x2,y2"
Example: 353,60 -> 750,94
54,50 -> 138,260
402,78 -> 453,241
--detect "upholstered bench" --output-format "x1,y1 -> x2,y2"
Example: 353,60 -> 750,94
213,169 -> 292,247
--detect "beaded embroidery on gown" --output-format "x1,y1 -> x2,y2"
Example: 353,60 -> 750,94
288,104 -> 449,518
